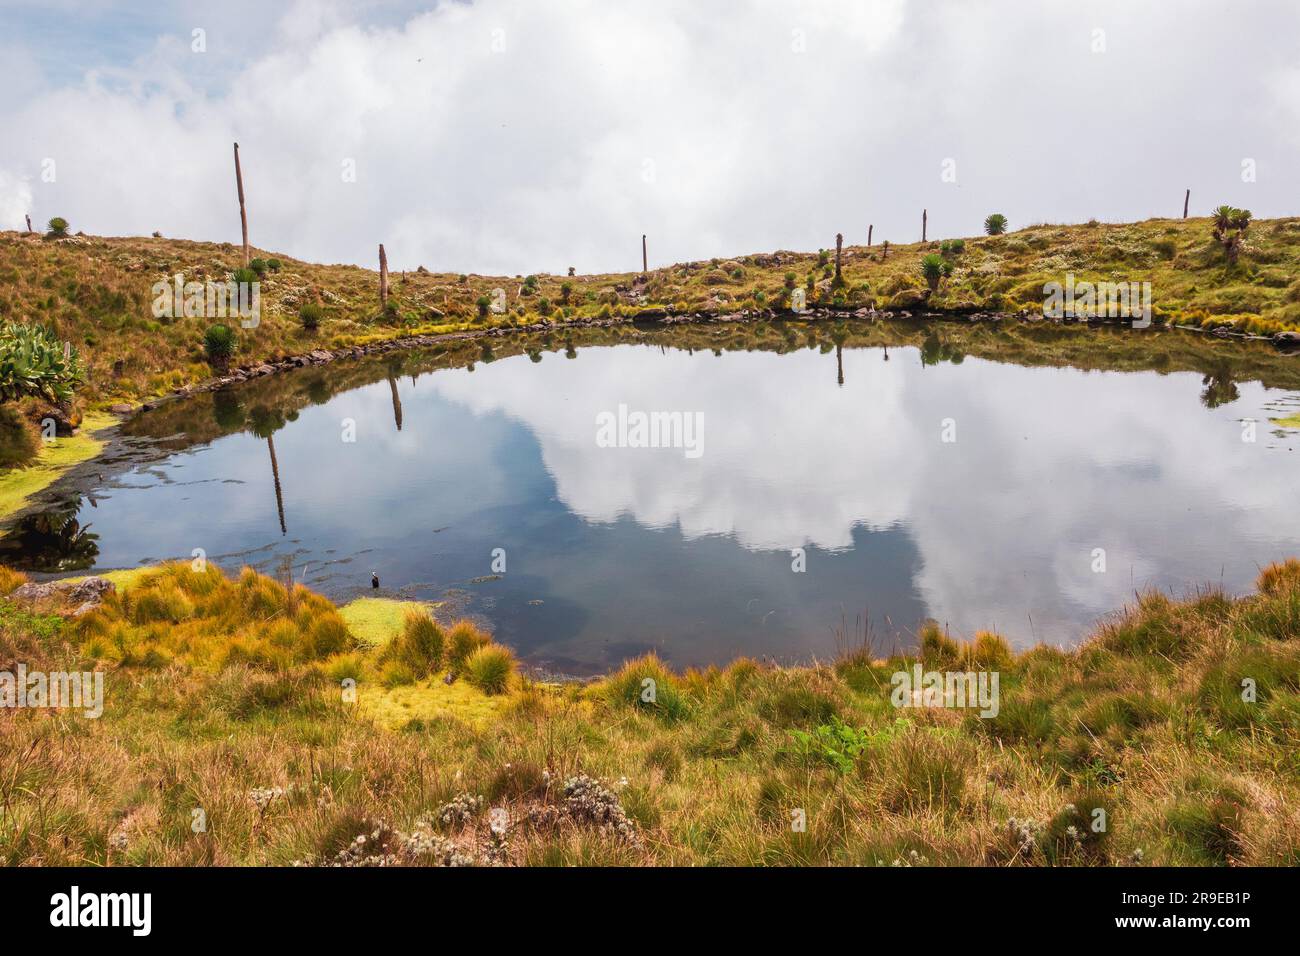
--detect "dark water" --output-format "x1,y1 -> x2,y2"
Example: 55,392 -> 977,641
5,327 -> 1300,674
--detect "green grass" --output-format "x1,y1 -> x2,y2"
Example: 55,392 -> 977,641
64,565 -> 162,592
0,410 -> 114,519
337,597 -> 436,648
463,644 -> 516,695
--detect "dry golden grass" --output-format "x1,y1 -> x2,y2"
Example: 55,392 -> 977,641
1,559 -> 1297,866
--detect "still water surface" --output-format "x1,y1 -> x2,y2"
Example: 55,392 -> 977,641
6,331 -> 1299,674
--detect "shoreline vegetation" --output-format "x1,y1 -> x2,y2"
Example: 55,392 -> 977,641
1,217 -> 1298,866
0,557 -> 1297,866
2,214 -> 1300,520
4,215 -> 1300,410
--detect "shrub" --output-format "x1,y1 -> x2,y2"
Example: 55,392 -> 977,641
919,621 -> 960,664
382,610 -> 445,678
464,643 -> 516,695
920,253 -> 951,291
46,217 -> 69,238
1257,559 -> 1300,596
267,258 -> 283,272
298,303 -> 324,330
604,654 -> 688,721
984,213 -> 1009,236
789,717 -> 875,773
232,267 -> 258,286
1211,205 -> 1252,264
446,620 -> 491,670
475,295 -> 491,319
0,564 -> 28,596
0,322 -> 84,403
81,561 -> 357,671
203,324 -> 237,368
249,258 -> 268,277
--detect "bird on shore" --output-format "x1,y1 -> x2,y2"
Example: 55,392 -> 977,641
371,571 -> 380,589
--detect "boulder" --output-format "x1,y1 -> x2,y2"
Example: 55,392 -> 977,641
1272,331 -> 1300,346
11,576 -> 116,609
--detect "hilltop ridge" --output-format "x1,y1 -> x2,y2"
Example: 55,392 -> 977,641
1,215 -> 1299,405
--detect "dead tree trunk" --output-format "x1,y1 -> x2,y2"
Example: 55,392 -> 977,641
642,235 -> 647,274
233,143 -> 250,267
882,240 -> 889,260
1183,189 -> 1190,219
867,224 -> 873,247
922,209 -> 927,242
379,244 -> 389,311
24,215 -> 32,234
834,233 -> 843,282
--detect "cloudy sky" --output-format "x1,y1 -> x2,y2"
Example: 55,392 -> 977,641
2,0 -> 1298,275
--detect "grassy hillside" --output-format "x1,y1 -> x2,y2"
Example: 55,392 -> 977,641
1,559 -> 1297,866
2,215 -> 1299,407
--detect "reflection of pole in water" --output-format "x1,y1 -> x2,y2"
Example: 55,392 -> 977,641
388,375 -> 403,431
267,435 -> 286,534
836,343 -> 844,387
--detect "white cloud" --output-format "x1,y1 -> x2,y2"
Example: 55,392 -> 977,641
1,0 -> 1297,274
427,343 -> 1300,646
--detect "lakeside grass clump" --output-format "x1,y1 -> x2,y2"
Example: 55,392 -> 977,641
1,558 -> 1297,866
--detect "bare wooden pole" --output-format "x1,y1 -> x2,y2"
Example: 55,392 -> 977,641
379,244 -> 390,310
922,209 -> 927,242
642,234 -> 647,274
834,233 -> 843,282
24,215 -> 32,234
867,224 -> 873,247
882,240 -> 889,260
267,436 -> 285,535
1183,189 -> 1190,219
233,142 -> 249,267
388,375 -> 403,431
